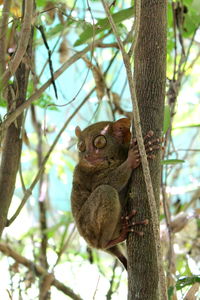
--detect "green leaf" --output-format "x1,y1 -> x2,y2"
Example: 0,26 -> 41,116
176,275 -> 200,290
182,2 -> 200,38
74,6 -> 134,46
44,214 -> 72,238
33,93 -> 59,111
163,105 -> 171,133
174,124 -> 200,129
20,227 -> 39,239
168,286 -> 174,300
0,98 -> 6,108
37,0 -> 60,7
161,159 -> 185,165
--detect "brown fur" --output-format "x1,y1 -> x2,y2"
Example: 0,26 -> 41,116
71,118 -> 159,269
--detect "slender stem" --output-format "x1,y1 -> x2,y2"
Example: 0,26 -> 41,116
2,0 -> 34,86
0,0 -> 12,74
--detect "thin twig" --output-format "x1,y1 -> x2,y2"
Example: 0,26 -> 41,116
95,42 -> 119,48
0,0 -> 12,74
36,25 -> 58,99
53,224 -> 76,268
0,242 -> 82,300
92,275 -> 100,300
128,2 -> 140,58
106,259 -> 119,299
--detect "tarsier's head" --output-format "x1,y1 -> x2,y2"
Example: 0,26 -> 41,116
75,118 -> 131,170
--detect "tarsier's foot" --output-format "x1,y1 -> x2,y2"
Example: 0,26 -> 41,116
121,210 -> 149,237
105,210 -> 148,248
128,131 -> 163,168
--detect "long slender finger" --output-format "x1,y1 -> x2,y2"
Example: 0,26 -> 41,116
144,130 -> 154,141
130,138 -> 137,150
131,132 -> 155,146
146,145 -> 161,153
147,154 -> 156,159
145,138 -> 162,147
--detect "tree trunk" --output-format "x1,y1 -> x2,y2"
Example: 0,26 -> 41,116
0,1 -> 33,237
127,1 -> 167,299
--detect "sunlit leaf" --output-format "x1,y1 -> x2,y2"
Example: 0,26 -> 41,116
37,0 -> 58,6
10,4 -> 21,17
161,159 -> 185,165
168,286 -> 174,300
33,94 -> 59,111
163,105 -> 171,133
0,98 -> 6,108
176,275 -> 200,290
74,6 -> 134,46
174,124 -> 200,129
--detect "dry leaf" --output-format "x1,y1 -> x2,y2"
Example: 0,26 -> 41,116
9,262 -> 19,273
44,1 -> 56,24
10,3 -> 21,17
83,57 -> 106,100
58,38 -> 69,63
58,3 -> 67,24
22,130 -> 30,147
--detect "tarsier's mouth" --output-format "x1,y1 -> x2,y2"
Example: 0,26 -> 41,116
82,156 -> 106,166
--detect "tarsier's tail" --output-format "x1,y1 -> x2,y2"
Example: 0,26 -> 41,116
106,245 -> 127,270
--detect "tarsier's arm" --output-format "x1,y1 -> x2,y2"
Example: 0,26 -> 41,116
103,131 -> 160,192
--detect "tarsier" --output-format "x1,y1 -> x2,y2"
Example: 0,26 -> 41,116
71,118 -> 161,270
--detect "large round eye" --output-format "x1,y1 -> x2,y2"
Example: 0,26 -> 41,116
77,140 -> 86,152
93,135 -> 107,149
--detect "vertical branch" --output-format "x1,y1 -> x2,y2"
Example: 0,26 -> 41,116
1,0 -> 33,86
31,106 -> 50,300
130,0 -> 167,299
0,1 -> 34,237
0,0 -> 12,74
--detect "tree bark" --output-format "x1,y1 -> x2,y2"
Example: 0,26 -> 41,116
127,1 -> 167,299
0,2 -> 33,237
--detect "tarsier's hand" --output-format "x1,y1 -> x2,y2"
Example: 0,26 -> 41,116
127,130 -> 162,169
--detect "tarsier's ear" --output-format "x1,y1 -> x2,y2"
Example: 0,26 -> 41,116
112,118 -> 131,144
75,126 -> 82,137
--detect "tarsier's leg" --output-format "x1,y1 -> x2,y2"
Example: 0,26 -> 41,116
77,184 -> 121,249
105,210 -> 148,249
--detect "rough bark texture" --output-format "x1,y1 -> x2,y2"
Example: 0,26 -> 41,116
0,15 -> 33,237
127,1 -> 167,299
